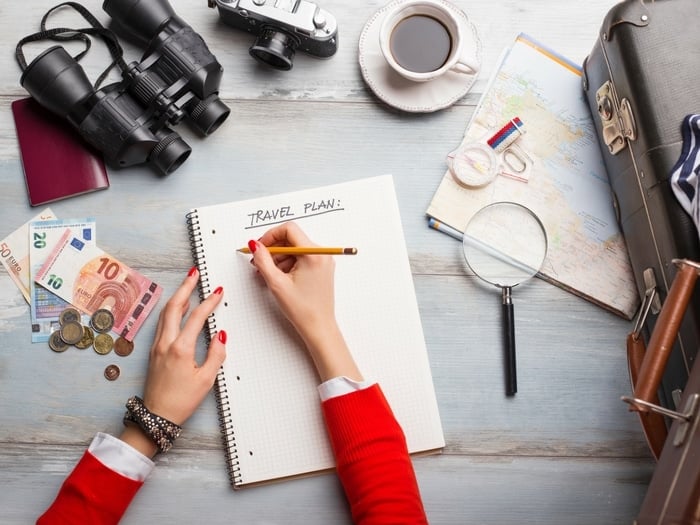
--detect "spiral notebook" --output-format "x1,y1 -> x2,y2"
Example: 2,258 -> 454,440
186,175 -> 444,488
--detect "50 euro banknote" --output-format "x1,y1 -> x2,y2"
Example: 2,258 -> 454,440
35,228 -> 162,341
0,208 -> 56,302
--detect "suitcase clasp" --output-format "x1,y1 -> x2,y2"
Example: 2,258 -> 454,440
595,81 -> 637,155
622,393 -> 698,447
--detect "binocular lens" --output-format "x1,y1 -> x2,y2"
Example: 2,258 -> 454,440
21,46 -> 94,120
189,95 -> 231,136
250,28 -> 298,71
102,0 -> 175,41
150,131 -> 192,174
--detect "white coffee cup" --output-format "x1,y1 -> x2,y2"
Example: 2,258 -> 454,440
379,0 -> 478,82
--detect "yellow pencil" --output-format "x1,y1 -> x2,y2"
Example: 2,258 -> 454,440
237,246 -> 358,255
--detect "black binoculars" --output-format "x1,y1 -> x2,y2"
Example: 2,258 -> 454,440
18,0 -> 230,175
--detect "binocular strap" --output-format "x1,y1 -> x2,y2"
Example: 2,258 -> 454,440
16,1 -> 128,89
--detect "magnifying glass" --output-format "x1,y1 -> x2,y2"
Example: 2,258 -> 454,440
462,201 -> 548,396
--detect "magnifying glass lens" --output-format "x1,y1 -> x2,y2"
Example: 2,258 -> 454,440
463,202 -> 547,287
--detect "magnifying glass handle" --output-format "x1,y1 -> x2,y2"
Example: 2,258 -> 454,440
503,287 -> 517,396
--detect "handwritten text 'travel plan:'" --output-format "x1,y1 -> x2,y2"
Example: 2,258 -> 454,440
245,198 -> 344,228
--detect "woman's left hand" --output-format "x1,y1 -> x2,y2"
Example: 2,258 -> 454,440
142,267 -> 227,426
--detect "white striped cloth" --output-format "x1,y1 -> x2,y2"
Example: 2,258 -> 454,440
671,114 -> 700,241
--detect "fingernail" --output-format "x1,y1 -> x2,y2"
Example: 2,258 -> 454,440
188,266 -> 197,277
218,330 -> 227,344
248,239 -> 258,253
213,286 -> 223,295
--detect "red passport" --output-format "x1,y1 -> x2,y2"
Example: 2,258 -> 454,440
11,97 -> 109,206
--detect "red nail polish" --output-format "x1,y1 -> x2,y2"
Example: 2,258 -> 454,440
248,239 -> 258,253
218,330 -> 227,344
213,286 -> 223,295
188,266 -> 197,277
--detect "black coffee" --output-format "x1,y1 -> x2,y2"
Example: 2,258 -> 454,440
389,15 -> 452,74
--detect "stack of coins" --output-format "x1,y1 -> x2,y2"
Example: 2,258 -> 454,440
91,308 -> 115,355
48,307 -> 135,381
48,307 -> 84,353
49,307 -> 116,355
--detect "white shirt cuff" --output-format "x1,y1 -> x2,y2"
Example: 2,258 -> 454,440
88,432 -> 155,482
317,376 -> 375,402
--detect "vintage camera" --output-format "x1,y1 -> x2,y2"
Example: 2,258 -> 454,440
17,0 -> 230,175
208,0 -> 338,71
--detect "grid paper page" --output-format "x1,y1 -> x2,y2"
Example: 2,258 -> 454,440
190,175 -> 444,487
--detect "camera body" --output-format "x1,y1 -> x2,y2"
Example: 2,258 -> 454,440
209,0 -> 338,70
19,0 -> 230,175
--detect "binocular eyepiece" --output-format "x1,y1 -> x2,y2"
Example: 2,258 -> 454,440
18,0 -> 230,175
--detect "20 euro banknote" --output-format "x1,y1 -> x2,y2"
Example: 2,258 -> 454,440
35,228 -> 162,341
29,218 -> 96,343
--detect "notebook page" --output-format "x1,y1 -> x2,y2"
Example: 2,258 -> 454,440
192,175 -> 444,486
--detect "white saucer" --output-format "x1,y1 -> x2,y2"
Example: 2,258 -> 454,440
358,0 -> 481,113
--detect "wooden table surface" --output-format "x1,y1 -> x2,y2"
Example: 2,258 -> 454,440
0,0 -> 655,523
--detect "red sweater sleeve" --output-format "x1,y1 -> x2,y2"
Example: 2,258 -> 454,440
321,384 -> 428,524
37,450 -> 143,525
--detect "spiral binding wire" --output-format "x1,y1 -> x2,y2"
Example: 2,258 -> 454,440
185,210 -> 241,487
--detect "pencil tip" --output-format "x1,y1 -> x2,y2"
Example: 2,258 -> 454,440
345,248 -> 358,255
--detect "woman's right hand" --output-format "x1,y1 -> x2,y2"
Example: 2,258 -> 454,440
248,221 -> 336,342
247,222 -> 362,382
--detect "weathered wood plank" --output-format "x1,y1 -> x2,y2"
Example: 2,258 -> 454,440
1,443 -> 652,525
1,1 -> 617,102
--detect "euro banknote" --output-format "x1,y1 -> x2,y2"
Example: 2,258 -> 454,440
29,218 -> 96,343
0,208 -> 56,303
35,228 -> 162,341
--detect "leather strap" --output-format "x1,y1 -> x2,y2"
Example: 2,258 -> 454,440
626,332 -> 668,459
634,261 -> 699,406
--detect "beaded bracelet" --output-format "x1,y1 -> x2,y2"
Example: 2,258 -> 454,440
123,396 -> 182,453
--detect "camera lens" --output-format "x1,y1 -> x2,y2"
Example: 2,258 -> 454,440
149,130 -> 192,174
188,94 -> 231,136
249,27 -> 299,71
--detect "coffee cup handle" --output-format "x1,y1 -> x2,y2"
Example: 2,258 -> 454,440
451,53 -> 479,75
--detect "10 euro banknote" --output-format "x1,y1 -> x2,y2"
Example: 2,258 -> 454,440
35,228 -> 162,341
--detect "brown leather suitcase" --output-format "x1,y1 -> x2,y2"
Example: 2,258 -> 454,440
582,0 -> 700,414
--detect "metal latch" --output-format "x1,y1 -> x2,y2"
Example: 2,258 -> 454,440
595,81 -> 636,155
622,393 -> 699,447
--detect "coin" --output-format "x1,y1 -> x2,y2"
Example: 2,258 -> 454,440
104,364 -> 120,381
59,321 -> 84,345
114,336 -> 134,357
91,309 -> 115,333
93,333 -> 114,355
59,307 -> 81,326
48,331 -> 69,352
74,326 -> 95,350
